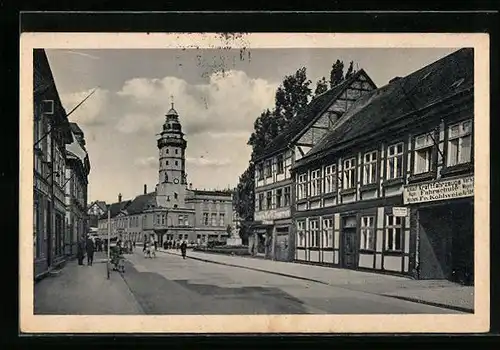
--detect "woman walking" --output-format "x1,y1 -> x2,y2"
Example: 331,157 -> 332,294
180,240 -> 187,259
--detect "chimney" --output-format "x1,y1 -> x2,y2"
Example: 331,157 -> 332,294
144,184 -> 147,194
118,193 -> 122,203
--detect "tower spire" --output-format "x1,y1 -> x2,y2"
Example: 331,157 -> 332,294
170,94 -> 174,109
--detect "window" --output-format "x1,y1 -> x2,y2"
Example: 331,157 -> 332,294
211,213 -> 217,226
385,215 -> 403,251
174,192 -> 178,199
166,160 -> 169,165
284,187 -> 291,206
324,165 -> 336,193
156,214 -> 160,225
310,169 -> 321,197
184,215 -> 189,226
166,148 -> 169,154
258,193 -> 264,211
322,218 -> 333,248
219,213 -> 225,226
178,215 -> 183,226
309,219 -> 320,248
276,154 -> 284,174
276,188 -> 283,208
360,216 -> 375,250
175,160 -> 179,166
265,159 -> 272,178
414,133 -> 434,174
297,173 -> 307,199
387,143 -> 404,179
363,151 -> 378,184
266,191 -> 272,209
175,148 -> 178,154
257,163 -> 264,180
343,158 -> 356,189
447,119 -> 472,166
297,221 -> 306,247
203,213 -> 209,225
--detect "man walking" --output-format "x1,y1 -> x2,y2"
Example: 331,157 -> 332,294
180,240 -> 187,259
77,235 -> 85,265
86,235 -> 95,266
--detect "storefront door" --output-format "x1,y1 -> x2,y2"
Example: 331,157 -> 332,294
341,216 -> 358,269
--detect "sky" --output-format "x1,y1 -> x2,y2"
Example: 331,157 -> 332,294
46,47 -> 458,204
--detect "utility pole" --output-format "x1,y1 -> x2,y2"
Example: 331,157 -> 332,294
107,209 -> 111,279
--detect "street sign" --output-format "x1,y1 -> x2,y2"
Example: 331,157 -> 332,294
392,207 -> 408,217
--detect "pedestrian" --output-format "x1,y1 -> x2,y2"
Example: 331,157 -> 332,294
154,240 -> 158,251
180,240 -> 187,259
77,235 -> 85,265
86,235 -> 95,266
133,241 -> 136,249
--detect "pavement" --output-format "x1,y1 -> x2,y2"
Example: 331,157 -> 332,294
33,248 -> 472,315
124,249 -> 462,314
157,248 -> 474,313
34,252 -> 144,315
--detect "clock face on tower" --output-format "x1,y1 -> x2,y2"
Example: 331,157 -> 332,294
173,178 -> 179,184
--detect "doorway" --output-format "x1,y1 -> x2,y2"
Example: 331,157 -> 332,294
418,202 -> 474,285
341,216 -> 358,269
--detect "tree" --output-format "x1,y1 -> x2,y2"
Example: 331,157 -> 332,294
329,59 -> 344,88
273,67 -> 312,125
345,61 -> 355,80
234,162 -> 255,222
314,77 -> 328,96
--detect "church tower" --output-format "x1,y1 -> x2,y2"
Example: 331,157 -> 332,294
156,99 -> 188,209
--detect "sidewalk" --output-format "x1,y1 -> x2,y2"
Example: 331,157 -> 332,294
159,248 -> 474,313
34,252 -> 144,315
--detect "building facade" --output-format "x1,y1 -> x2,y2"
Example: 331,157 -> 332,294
252,70 -> 377,261
87,200 -> 107,230
291,48 -> 474,285
33,49 -> 90,279
97,104 -> 233,246
64,123 -> 90,257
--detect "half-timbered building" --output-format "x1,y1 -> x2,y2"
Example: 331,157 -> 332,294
291,48 -> 474,285
252,70 -> 377,261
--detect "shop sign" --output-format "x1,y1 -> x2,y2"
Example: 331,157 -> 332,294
403,175 -> 474,204
392,207 -> 408,217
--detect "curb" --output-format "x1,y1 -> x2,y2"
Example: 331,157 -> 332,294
379,294 -> 474,313
160,250 -> 473,313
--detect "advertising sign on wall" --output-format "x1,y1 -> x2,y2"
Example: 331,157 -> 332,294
403,175 -> 474,205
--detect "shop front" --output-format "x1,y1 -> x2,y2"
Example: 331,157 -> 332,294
404,174 -> 474,285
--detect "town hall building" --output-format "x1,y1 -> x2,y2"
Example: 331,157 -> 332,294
97,103 -> 233,246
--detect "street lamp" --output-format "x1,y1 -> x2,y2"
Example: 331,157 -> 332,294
107,209 -> 111,279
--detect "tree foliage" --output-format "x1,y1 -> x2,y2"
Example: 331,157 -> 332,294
314,77 -> 329,96
329,59 -> 345,89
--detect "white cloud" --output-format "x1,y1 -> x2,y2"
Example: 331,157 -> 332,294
114,70 -> 277,136
60,88 -> 109,126
186,156 -> 231,167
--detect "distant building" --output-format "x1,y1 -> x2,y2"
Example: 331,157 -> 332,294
65,122 -> 90,257
97,104 -> 233,246
251,70 -> 377,261
292,48 -> 474,284
87,200 -> 107,228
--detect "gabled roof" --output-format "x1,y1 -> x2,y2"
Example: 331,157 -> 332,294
254,69 -> 376,162
295,48 -> 474,168
70,122 -> 84,136
99,200 -> 132,220
89,200 -> 107,213
126,192 -> 156,215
